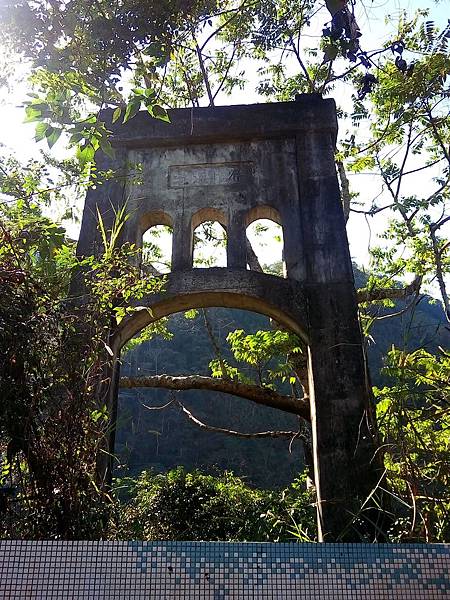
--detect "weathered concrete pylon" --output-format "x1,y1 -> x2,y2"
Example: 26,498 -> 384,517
76,96 -> 380,541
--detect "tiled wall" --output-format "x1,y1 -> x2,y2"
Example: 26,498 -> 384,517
1,540 -> 449,599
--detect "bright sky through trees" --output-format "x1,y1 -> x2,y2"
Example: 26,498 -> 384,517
0,0 -> 448,274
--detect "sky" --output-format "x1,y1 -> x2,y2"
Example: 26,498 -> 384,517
0,0 -> 448,275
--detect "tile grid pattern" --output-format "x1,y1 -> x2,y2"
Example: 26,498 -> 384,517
1,541 -> 449,599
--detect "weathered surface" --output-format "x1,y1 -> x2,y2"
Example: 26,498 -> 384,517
75,96 -> 380,541
112,269 -> 308,348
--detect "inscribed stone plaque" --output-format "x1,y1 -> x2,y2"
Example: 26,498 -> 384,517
168,162 -> 254,188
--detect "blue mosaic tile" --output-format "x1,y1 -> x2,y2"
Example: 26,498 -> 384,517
0,540 -> 449,598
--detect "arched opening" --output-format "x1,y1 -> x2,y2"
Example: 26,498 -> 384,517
109,275 -> 312,534
142,225 -> 173,274
116,306 -> 307,488
139,211 -> 173,274
192,208 -> 227,268
245,206 -> 285,276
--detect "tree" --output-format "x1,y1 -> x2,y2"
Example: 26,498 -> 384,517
0,192 -> 162,538
339,13 -> 449,322
375,347 -> 450,542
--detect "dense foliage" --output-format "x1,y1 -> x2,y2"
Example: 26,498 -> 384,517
343,13 -> 450,323
375,348 -> 450,542
110,468 -> 316,542
0,199 -> 161,538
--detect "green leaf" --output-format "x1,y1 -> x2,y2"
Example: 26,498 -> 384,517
112,107 -> 122,124
69,131 -> 84,145
45,126 -> 62,149
99,136 -> 116,159
143,41 -> 165,58
76,143 -> 95,165
123,99 -> 141,123
114,306 -> 126,324
148,104 -> 170,123
35,122 -> 49,142
91,405 -> 108,423
24,106 -> 43,123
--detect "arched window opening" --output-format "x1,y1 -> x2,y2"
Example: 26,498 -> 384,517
142,225 -> 173,274
192,220 -> 227,268
116,308 -> 305,487
245,207 -> 284,276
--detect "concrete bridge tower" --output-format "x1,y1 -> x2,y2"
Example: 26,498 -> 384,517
75,95 -> 380,541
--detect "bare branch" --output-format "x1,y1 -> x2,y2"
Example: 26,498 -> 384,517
357,276 -> 422,304
439,240 -> 450,256
350,203 -> 395,216
337,160 -> 351,223
174,399 -> 299,439
212,43 -> 238,102
369,294 -> 420,322
202,308 -> 229,379
429,226 -> 450,322
375,155 -> 416,236
425,105 -> 450,166
430,214 -> 450,234
119,374 -> 310,420
246,236 -> 263,272
193,34 -> 215,107
199,1 -> 258,51
288,36 -> 313,89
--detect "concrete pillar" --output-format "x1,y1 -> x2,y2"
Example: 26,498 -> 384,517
227,212 -> 247,269
172,212 -> 193,271
75,150 -> 127,258
295,126 -> 380,541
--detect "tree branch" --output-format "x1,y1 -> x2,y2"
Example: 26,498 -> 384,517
212,43 -> 238,102
246,236 -> 263,272
369,294 -> 420,322
119,374 -> 310,419
429,226 -> 450,322
202,308 -> 229,378
337,160 -> 351,223
173,399 -> 299,439
357,276 -> 422,303
193,34 -> 215,107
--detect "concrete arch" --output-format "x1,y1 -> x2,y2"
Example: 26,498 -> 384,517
139,210 -> 173,237
191,207 -> 228,230
112,268 -> 308,352
245,205 -> 282,227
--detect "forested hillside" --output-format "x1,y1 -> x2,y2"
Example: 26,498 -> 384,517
116,267 -> 449,488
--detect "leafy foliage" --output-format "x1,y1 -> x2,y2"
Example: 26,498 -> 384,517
110,467 -> 316,542
0,193 -> 161,538
375,347 -> 450,542
211,329 -> 303,389
342,13 -> 450,320
1,0 -> 218,159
